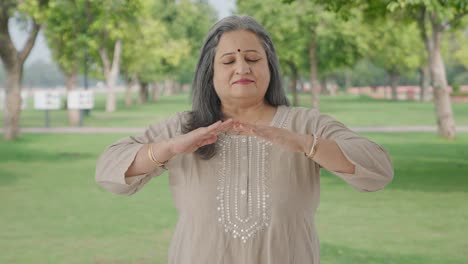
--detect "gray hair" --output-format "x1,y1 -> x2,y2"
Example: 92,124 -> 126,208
183,15 -> 290,159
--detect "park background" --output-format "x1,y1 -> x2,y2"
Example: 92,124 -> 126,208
1,0 -> 468,263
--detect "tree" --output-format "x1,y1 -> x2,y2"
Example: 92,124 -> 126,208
149,0 -> 216,96
167,0 -> 218,86
121,15 -> 189,104
366,19 -> 422,100
0,0 -> 49,140
86,0 -> 141,112
44,0 -> 88,126
240,0 -> 367,108
379,0 -> 468,138
287,0 -> 467,138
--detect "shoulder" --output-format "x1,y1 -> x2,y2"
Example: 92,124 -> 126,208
284,106 -> 320,119
280,106 -> 321,125
280,106 -> 342,134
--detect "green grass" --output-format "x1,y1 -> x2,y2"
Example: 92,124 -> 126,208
1,132 -> 467,263
2,92 -> 468,128
312,95 -> 468,126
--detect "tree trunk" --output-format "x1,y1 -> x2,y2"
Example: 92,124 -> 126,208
124,74 -> 136,107
389,71 -> 400,101
174,81 -> 181,94
320,77 -> 327,95
139,82 -> 149,104
289,77 -> 298,107
309,40 -> 320,109
152,82 -> 161,102
419,65 -> 431,101
430,28 -> 456,138
65,72 -> 80,126
328,79 -> 338,96
344,69 -> 351,93
164,78 -> 174,96
287,62 -> 298,106
99,40 -> 122,113
3,66 -> 22,139
418,8 -> 455,138
0,16 -> 41,140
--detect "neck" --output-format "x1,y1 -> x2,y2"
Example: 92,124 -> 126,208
221,101 -> 276,125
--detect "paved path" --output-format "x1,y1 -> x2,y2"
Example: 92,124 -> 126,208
13,126 -> 468,134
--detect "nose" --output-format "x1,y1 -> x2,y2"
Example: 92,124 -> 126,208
235,59 -> 251,75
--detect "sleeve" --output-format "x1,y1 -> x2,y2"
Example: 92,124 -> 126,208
314,112 -> 394,192
95,112 -> 185,196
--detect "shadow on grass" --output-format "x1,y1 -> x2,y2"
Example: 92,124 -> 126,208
321,242 -> 462,264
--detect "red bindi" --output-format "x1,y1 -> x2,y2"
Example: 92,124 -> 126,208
237,49 -> 241,52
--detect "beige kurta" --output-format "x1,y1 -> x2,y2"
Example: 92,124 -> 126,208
95,105 -> 394,264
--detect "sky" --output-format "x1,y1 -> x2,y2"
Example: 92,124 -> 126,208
9,0 -> 235,66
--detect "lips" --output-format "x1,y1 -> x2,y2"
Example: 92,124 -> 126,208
234,79 -> 254,85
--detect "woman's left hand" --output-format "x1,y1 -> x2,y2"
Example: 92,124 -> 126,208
232,122 -> 310,154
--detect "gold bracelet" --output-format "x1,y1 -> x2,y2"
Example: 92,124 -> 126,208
310,137 -> 319,159
147,143 -> 167,167
305,134 -> 318,159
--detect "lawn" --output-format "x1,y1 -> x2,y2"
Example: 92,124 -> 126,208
1,132 -> 467,264
3,92 -> 468,128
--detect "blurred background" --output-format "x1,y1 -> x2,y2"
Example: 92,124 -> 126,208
1,0 -> 467,263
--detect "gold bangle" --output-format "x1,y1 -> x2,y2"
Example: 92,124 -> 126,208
305,134 -> 318,159
147,143 -> 167,167
310,137 -> 319,159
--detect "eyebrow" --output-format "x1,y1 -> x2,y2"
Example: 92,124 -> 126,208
220,49 -> 260,58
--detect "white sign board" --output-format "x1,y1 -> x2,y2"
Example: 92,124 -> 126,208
67,90 -> 94,110
0,90 -> 28,111
34,90 -> 62,110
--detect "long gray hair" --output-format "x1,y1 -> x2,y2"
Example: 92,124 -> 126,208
183,15 -> 290,159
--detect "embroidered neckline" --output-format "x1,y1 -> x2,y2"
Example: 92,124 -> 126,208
215,106 -> 290,243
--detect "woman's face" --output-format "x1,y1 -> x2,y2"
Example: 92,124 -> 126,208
213,30 -> 270,106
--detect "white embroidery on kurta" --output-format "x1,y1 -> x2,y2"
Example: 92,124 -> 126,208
216,135 -> 272,243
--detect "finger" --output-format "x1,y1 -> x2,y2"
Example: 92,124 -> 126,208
238,123 -> 261,135
198,135 -> 218,147
208,119 -> 235,135
194,121 -> 221,137
213,119 -> 234,134
207,120 -> 222,131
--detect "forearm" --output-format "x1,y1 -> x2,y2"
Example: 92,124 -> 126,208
302,134 -> 355,174
125,140 -> 175,177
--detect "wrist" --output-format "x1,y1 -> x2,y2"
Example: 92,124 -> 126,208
149,140 -> 175,166
302,134 -> 314,154
166,138 -> 178,157
304,133 -> 319,159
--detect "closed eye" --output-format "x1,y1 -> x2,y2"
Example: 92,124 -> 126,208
247,59 -> 260,63
223,59 -> 261,65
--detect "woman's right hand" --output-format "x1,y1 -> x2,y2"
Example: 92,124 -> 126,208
168,119 -> 234,155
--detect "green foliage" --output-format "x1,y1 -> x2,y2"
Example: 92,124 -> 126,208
450,24 -> 468,69
238,0 -> 367,80
17,0 -> 50,23
119,0 -> 216,84
348,59 -> 388,87
120,1 -> 184,83
158,0 -> 218,82
44,0 -> 87,75
366,19 -> 423,77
